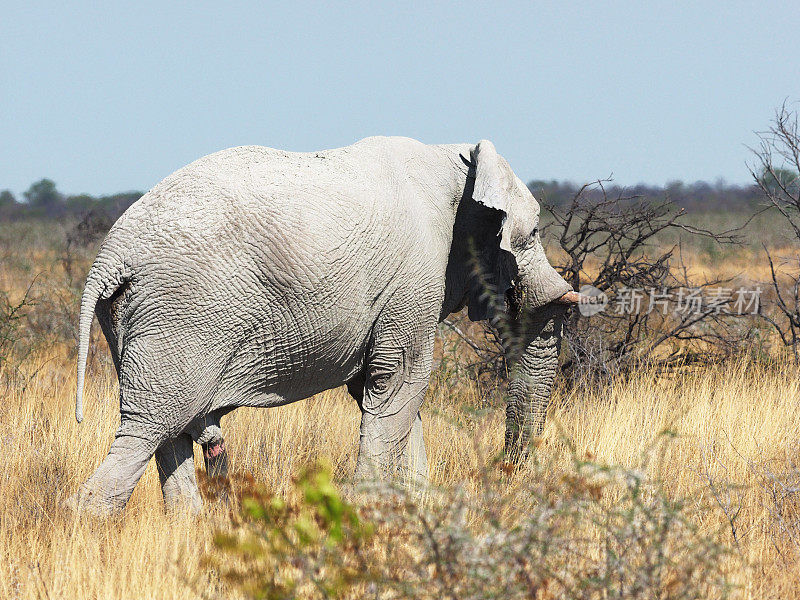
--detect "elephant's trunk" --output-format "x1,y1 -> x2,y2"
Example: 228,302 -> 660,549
498,235 -> 587,461
504,303 -> 566,463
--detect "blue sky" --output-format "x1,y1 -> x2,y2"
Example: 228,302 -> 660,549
2,1 -> 799,197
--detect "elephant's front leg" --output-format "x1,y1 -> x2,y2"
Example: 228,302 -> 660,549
354,344 -> 431,485
402,412 -> 427,483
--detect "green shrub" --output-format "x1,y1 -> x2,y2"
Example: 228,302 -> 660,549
203,446 -> 734,600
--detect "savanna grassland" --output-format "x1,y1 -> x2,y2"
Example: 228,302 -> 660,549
1,212 -> 800,599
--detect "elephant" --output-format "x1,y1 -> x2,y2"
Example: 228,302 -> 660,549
72,136 -> 583,514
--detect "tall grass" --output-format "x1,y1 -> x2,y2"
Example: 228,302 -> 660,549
1,347 -> 799,597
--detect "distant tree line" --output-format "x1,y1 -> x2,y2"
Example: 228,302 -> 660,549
0,179 -> 142,222
528,178 -> 768,212
0,172 -> 787,224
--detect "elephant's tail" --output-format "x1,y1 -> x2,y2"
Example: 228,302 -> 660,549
75,255 -> 128,423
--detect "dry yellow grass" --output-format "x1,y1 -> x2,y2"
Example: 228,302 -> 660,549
2,346 -> 800,598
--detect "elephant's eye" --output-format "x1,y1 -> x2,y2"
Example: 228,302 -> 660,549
370,372 -> 393,394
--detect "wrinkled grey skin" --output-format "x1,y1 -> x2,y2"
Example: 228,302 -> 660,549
73,137 -> 573,513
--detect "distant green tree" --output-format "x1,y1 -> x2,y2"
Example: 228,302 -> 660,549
65,193 -> 97,211
0,190 -> 15,206
760,166 -> 799,197
23,179 -> 63,209
665,179 -> 685,194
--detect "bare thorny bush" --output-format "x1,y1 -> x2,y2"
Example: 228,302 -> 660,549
440,183 -> 761,396
0,280 -> 36,392
750,103 -> 800,362
697,436 -> 800,568
61,207 -> 113,282
542,184 -> 763,385
201,440 -> 734,600
0,211 -> 113,393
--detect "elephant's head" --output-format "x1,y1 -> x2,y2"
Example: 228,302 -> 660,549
451,140 -> 580,461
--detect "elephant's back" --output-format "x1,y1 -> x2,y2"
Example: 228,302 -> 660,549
111,139 -> 421,247
105,138 -> 441,289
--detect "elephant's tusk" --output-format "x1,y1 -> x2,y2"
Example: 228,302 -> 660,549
554,291 -> 599,305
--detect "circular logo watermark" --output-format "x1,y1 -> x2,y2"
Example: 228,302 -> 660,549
577,285 -> 608,316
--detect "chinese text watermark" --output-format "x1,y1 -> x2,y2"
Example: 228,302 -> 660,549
577,285 -> 761,317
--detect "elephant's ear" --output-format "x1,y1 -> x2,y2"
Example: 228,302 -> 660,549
471,140 -> 511,213
469,140 -> 536,253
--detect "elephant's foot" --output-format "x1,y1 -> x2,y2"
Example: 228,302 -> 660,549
64,486 -> 119,517
353,441 -> 427,496
185,411 -> 230,480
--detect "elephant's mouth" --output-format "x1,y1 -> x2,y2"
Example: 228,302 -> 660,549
554,290 -> 586,305
506,286 -> 590,318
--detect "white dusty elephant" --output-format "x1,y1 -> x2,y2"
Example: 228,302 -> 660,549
73,136 -> 583,513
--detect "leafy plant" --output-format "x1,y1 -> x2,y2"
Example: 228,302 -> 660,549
204,443 -> 734,599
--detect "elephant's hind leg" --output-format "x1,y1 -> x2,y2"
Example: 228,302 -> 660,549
72,420 -> 159,515
155,433 -> 202,512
